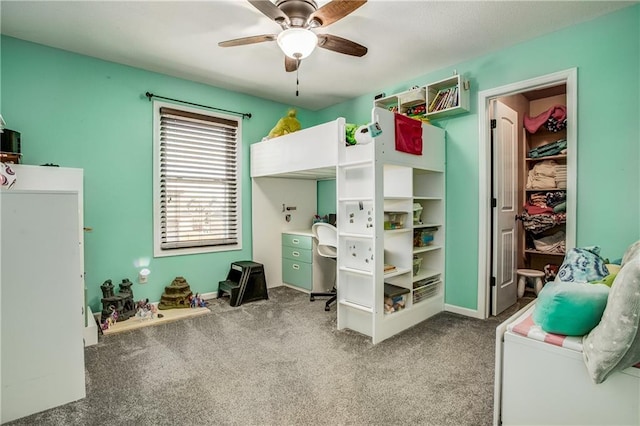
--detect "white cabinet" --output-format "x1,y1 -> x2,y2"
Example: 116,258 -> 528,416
336,108 -> 445,344
0,166 -> 86,423
374,74 -> 469,121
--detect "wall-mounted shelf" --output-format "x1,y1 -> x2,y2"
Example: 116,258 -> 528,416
374,74 -> 470,121
425,74 -> 469,119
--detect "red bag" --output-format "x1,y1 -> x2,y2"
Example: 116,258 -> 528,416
394,113 -> 422,155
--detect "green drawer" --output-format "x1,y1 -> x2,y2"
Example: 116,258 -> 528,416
282,245 -> 312,263
282,258 -> 312,290
282,233 -> 312,250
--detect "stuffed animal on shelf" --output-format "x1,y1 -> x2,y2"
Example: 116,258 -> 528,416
267,108 -> 301,139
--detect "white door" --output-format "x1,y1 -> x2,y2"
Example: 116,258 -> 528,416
492,100 -> 518,315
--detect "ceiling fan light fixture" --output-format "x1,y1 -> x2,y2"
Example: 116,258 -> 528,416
277,28 -> 318,59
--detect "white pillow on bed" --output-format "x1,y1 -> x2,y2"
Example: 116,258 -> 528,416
582,249 -> 640,384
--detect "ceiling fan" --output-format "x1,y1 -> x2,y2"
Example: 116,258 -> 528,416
219,0 -> 368,72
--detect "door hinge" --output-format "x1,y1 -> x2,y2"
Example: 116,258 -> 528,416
491,198 -> 497,208
490,119 -> 497,129
490,276 -> 497,287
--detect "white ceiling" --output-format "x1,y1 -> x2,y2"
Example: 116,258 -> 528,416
1,0 -> 634,110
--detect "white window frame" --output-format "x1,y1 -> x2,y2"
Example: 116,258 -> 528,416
153,100 -> 242,257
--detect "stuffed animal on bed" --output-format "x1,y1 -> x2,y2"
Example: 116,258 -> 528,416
268,108 -> 301,139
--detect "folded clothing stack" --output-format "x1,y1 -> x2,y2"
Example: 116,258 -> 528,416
527,160 -> 557,189
528,138 -> 567,158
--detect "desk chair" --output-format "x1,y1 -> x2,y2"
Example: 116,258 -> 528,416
309,222 -> 337,311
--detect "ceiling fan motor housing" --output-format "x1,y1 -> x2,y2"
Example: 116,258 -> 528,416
276,0 -> 318,27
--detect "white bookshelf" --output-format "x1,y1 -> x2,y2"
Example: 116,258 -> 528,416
336,107 -> 446,344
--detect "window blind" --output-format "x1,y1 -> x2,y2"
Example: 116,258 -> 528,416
159,107 -> 239,250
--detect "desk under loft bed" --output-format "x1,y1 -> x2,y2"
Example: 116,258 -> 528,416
250,107 -> 446,344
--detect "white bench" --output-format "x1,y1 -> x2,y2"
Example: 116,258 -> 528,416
494,301 -> 640,425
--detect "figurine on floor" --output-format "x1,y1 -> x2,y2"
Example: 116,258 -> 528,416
135,298 -> 157,320
190,293 -> 207,308
101,305 -> 118,330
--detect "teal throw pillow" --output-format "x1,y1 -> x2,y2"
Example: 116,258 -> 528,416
533,281 -> 610,336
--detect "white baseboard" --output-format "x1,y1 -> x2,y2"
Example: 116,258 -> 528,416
84,306 -> 98,347
200,291 -> 218,300
445,304 -> 484,319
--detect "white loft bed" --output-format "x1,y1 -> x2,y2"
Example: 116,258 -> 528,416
494,301 -> 640,426
251,107 -> 448,344
251,117 -> 344,180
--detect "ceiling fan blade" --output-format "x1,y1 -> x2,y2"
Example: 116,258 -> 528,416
317,34 -> 367,57
248,0 -> 290,27
218,34 -> 277,47
308,0 -> 367,28
285,56 -> 299,72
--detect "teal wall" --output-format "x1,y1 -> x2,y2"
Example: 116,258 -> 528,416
316,180 -> 336,217
2,5 -> 639,314
316,5 -> 640,310
0,36 -> 315,312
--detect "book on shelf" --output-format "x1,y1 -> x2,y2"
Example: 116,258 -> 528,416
384,264 -> 397,274
429,86 -> 459,113
428,90 -> 445,112
436,87 -> 452,112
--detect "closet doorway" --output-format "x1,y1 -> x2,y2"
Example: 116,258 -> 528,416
477,69 -> 577,318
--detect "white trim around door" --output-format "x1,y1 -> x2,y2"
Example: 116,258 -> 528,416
477,68 -> 578,319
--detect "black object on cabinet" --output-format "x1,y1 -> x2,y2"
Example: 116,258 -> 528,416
218,261 -> 268,307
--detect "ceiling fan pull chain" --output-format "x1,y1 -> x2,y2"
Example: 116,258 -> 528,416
296,58 -> 300,96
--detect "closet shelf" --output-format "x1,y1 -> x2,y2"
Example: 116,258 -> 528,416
524,249 -> 565,256
525,187 -> 565,192
526,154 -> 566,162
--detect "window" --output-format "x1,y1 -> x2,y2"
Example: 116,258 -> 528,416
153,101 -> 241,257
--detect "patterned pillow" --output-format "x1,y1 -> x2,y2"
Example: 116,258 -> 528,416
557,246 -> 608,283
583,257 -> 640,383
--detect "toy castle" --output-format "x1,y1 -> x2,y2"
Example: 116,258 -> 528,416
158,276 -> 193,309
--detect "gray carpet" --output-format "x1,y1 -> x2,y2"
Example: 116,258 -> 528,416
7,287 -> 532,426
